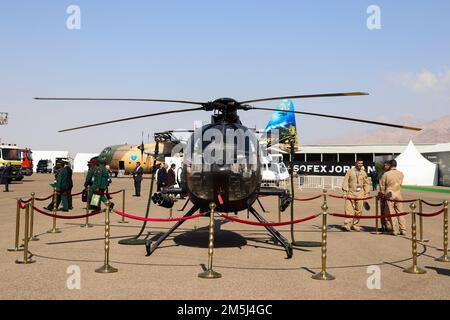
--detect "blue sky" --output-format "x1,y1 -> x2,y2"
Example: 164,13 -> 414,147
1,1 -> 449,154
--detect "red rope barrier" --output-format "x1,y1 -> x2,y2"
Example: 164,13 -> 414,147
32,206 -> 102,219
105,190 -> 123,196
416,208 -> 445,218
113,210 -> 204,222
329,194 -> 375,201
18,200 -> 26,209
380,195 -> 419,203
220,213 -> 320,227
93,189 -> 123,196
35,194 -> 54,201
330,212 -> 409,219
385,198 -> 419,203
19,198 -> 33,204
421,200 -> 444,207
294,195 -> 322,202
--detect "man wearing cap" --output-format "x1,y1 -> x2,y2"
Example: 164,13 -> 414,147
342,159 -> 371,232
90,158 -> 113,210
378,160 -> 391,232
55,160 -> 70,212
84,157 -> 98,209
380,159 -> 407,236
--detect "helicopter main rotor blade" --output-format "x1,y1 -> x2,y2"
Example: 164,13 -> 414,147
251,107 -> 422,131
240,92 -> 368,104
35,97 -> 207,106
58,107 -> 204,132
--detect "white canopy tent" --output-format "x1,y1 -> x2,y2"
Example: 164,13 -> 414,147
395,141 -> 438,186
73,153 -> 98,173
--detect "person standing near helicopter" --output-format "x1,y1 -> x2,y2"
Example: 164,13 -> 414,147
379,159 -> 407,236
131,161 -> 143,196
342,159 -> 371,232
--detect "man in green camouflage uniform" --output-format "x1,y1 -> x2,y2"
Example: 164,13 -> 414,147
47,160 -> 70,211
86,158 -> 112,211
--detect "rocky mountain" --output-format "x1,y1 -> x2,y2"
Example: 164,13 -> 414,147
316,115 -> 450,144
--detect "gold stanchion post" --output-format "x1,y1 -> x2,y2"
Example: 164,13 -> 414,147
81,186 -> 93,228
15,203 -> 35,264
312,199 -> 335,280
418,199 -> 429,243
118,189 -> 128,223
7,199 -> 24,252
47,187 -> 61,233
95,201 -> 118,273
435,200 -> 449,262
374,195 -> 380,234
198,202 -> 221,279
404,203 -> 426,274
29,192 -> 39,241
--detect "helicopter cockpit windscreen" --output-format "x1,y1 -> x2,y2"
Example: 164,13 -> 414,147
184,123 -> 260,205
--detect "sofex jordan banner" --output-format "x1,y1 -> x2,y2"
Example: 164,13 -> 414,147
292,161 -> 376,176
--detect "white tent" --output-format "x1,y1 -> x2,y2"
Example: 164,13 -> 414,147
395,141 -> 438,186
73,153 -> 99,173
32,151 -> 72,172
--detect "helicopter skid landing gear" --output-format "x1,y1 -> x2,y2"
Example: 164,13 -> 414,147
249,206 -> 293,259
145,205 -> 200,256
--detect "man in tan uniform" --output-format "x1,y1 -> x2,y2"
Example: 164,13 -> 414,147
379,159 -> 407,235
342,159 -> 371,231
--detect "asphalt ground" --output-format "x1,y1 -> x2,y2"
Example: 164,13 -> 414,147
1,173 -> 449,300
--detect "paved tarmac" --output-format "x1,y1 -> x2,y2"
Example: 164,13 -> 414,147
1,173 -> 449,300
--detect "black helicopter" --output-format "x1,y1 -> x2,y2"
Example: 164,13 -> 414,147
35,93 -> 421,258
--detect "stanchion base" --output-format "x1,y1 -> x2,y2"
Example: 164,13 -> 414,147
80,224 -> 94,228
7,247 -> 24,252
312,271 -> 335,280
30,236 -> 40,241
117,220 -> 129,224
118,238 -> 147,245
15,259 -> 36,265
292,241 -> 321,247
418,239 -> 430,243
47,228 -> 62,234
95,264 -> 118,273
198,269 -> 222,279
403,265 -> 426,274
435,255 -> 450,262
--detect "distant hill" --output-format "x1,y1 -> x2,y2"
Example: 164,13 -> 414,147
316,115 -> 450,144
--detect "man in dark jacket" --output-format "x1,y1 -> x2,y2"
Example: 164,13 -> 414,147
157,163 -> 168,191
131,161 -> 144,196
167,163 -> 176,187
